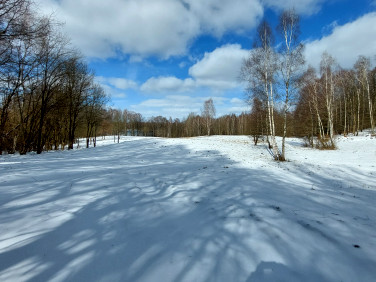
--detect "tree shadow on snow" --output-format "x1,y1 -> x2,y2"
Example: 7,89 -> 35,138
0,137 -> 375,282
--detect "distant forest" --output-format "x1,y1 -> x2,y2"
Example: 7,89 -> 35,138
1,1 -> 375,155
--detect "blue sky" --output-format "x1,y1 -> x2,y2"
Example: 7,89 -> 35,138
36,0 -> 376,119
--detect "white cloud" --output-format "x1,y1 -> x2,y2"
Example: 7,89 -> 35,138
108,78 -> 137,90
189,44 -> 249,89
304,12 -> 376,69
36,0 -> 199,58
95,76 -> 138,101
230,97 -> 245,105
184,0 -> 263,36
263,0 -> 325,15
131,95 -> 205,118
139,44 -> 249,93
130,95 -> 246,119
140,77 -> 196,93
99,83 -> 127,100
96,76 -> 138,90
36,0 -> 263,59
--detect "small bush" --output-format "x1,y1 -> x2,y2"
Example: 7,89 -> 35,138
302,136 -> 314,148
315,137 -> 336,150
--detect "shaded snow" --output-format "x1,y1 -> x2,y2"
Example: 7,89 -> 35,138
0,133 -> 375,281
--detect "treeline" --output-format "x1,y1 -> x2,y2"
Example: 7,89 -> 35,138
0,0 -> 108,154
103,54 -> 376,144
103,108 -> 254,139
295,55 -> 376,146
103,98 -> 295,140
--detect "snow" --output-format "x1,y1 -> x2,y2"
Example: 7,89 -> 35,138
0,133 -> 375,282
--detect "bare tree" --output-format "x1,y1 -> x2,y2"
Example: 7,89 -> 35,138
355,56 -> 374,134
0,0 -> 49,153
109,108 -> 123,142
320,52 -> 336,148
33,29 -> 72,153
84,84 -> 107,148
249,97 -> 265,145
277,9 -> 305,159
299,67 -> 326,146
241,20 -> 281,160
0,0 -> 32,58
62,55 -> 94,149
201,98 -> 216,135
0,0 -> 109,154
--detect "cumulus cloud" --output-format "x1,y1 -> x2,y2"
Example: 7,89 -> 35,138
95,76 -> 139,101
39,0 -> 200,58
184,0 -> 263,36
96,76 -> 138,90
304,12 -> 376,69
140,76 -> 196,93
36,0 -> 263,59
189,44 -> 249,89
263,0 -> 325,15
140,44 -> 249,93
130,95 -> 206,118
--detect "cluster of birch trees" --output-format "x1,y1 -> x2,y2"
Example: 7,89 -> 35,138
296,55 -> 375,148
0,0 -> 108,154
106,49 -> 375,148
241,10 -> 305,160
241,9 -> 375,160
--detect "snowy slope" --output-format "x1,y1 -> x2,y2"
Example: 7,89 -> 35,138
0,134 -> 375,282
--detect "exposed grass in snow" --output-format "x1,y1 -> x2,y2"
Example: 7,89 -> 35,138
0,133 -> 375,281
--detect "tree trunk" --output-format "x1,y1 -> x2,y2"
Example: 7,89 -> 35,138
365,76 -> 375,134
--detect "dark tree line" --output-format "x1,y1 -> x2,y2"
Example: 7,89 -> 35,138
102,102 -> 298,141
102,103 -> 253,139
0,0 -> 108,154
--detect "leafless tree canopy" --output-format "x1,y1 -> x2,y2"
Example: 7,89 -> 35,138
201,98 -> 216,135
0,0 -> 108,154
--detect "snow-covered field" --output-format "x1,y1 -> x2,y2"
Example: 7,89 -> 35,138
0,134 -> 375,282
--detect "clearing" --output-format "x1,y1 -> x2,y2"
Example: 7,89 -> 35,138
0,134 -> 375,281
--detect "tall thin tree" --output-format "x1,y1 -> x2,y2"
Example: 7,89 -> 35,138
277,9 -> 305,159
201,98 -> 216,136
241,20 -> 281,160
355,56 -> 375,134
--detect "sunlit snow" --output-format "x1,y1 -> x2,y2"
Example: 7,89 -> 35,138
0,133 -> 375,281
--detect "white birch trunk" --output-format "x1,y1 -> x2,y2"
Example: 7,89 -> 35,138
365,75 -> 375,134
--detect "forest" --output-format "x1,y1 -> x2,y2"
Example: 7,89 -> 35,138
1,1 -> 375,156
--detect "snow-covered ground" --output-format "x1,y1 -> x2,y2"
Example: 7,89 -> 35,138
0,133 -> 375,282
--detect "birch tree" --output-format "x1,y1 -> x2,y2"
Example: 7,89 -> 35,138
355,56 -> 375,134
242,20 -> 281,160
277,9 -> 305,159
320,52 -> 336,148
201,98 -> 216,135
